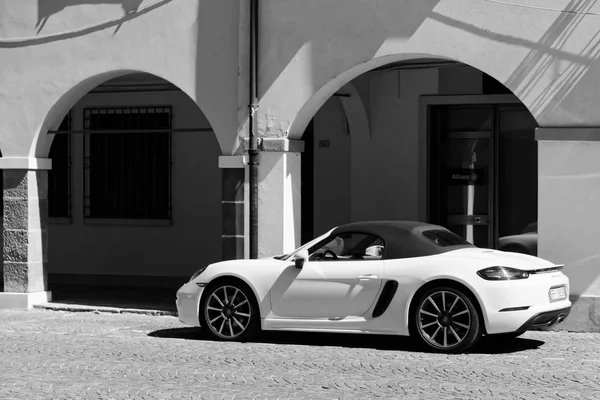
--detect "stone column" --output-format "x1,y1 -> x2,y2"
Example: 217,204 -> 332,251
537,128 -> 600,331
256,139 -> 304,258
219,156 -> 246,260
0,168 -> 52,309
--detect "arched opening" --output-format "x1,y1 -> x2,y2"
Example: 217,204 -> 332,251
300,58 -> 538,253
43,72 -> 222,303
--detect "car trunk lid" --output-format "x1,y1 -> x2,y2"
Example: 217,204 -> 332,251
444,247 -> 558,271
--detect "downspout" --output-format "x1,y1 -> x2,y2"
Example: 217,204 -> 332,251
248,0 -> 259,259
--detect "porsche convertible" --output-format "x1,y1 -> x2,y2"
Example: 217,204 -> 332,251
176,221 -> 571,353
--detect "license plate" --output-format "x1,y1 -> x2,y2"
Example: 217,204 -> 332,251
549,286 -> 567,302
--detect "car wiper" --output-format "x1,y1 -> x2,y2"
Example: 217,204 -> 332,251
273,254 -> 288,260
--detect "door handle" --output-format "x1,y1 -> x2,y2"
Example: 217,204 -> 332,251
357,274 -> 379,281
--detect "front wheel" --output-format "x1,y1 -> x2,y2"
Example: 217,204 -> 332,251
200,280 -> 259,342
411,286 -> 482,353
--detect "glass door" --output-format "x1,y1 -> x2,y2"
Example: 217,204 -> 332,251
429,104 -> 537,249
430,106 -> 494,248
441,133 -> 492,247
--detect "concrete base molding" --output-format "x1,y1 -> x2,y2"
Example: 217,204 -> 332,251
552,295 -> 600,333
0,291 -> 52,310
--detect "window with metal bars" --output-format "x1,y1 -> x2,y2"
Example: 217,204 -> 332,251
48,115 -> 72,219
84,107 -> 172,220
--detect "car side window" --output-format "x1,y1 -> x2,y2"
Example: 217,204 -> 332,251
307,232 -> 385,261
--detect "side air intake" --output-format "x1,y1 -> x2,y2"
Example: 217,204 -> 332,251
372,280 -> 398,318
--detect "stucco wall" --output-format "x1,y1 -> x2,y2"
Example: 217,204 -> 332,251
257,152 -> 301,258
539,140 -> 600,297
311,68 -> 439,236
255,0 -> 600,142
312,98 -> 351,236
2,0 -> 600,308
47,90 -> 222,279
0,0 -> 240,158
360,68 -> 439,221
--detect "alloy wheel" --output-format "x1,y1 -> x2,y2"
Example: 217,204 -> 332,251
417,290 -> 472,349
204,285 -> 252,340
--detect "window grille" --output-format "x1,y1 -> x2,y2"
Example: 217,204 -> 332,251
83,107 -> 172,220
48,115 -> 71,218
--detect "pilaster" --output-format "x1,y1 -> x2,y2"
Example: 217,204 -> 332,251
219,156 -> 246,260
537,127 -> 600,331
0,169 -> 52,309
257,147 -> 303,258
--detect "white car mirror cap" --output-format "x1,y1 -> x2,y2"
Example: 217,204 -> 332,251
294,249 -> 309,268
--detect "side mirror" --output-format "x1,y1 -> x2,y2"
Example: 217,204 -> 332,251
293,249 -> 309,269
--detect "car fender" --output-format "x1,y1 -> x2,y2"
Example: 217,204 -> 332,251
195,259 -> 288,319
402,273 -> 491,335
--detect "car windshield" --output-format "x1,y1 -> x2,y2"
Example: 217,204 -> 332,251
283,229 -> 336,261
422,229 -> 471,247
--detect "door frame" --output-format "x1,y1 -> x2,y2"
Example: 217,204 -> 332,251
418,94 -> 523,247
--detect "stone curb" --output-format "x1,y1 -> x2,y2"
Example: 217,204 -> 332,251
33,302 -> 177,317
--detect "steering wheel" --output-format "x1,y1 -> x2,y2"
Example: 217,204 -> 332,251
310,249 -> 339,261
323,250 -> 338,260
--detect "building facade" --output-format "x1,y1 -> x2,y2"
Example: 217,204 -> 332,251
1,0 -> 600,331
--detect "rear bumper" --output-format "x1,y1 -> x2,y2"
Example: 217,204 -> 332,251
485,299 -> 571,334
478,272 -> 571,334
517,306 -> 571,331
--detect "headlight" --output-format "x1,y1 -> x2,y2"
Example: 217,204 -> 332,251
190,266 -> 208,281
477,266 -> 530,280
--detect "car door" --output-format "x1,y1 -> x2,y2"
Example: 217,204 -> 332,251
270,232 -> 385,319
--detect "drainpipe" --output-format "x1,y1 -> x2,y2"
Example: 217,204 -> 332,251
248,0 -> 259,259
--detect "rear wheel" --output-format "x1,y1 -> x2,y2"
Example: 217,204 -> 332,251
200,280 -> 259,342
411,286 -> 482,353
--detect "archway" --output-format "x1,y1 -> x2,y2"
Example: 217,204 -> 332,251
299,57 -> 538,252
41,72 -> 224,299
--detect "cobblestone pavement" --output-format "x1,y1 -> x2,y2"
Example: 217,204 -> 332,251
1,310 -> 599,399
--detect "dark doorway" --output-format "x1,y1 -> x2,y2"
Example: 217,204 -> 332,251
301,120 -> 314,245
430,104 -> 537,248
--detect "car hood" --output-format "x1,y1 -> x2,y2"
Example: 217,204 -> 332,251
210,258 -> 286,268
443,247 -> 556,271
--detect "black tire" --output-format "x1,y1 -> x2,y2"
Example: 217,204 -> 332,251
410,286 -> 482,353
199,279 -> 260,342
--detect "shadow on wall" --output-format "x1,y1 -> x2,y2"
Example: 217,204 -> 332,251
429,0 -> 600,123
0,158 -> 4,292
250,0 -> 442,139
0,1 -> 171,47
37,0 -> 144,33
194,0 -> 239,154
0,153 -> 2,291
505,0 -> 600,119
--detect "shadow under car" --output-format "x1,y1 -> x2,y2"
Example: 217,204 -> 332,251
147,328 -> 544,354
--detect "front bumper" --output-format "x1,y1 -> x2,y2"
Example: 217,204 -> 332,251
175,281 -> 204,327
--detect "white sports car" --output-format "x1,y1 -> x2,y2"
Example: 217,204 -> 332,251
176,221 -> 571,353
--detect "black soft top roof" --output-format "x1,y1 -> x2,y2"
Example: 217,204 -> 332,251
330,221 -> 474,260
